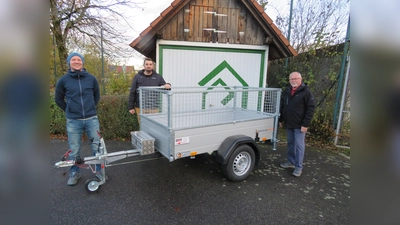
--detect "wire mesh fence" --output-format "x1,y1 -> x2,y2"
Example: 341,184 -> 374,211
139,86 -> 281,129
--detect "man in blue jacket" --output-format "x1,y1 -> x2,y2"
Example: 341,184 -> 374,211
55,52 -> 103,186
279,72 -> 316,177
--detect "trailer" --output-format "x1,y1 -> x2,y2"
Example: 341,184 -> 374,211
55,86 -> 281,193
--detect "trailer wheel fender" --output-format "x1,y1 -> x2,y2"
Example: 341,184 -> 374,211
215,135 -> 260,167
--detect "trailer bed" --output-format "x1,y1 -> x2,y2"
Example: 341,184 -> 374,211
137,86 -> 281,161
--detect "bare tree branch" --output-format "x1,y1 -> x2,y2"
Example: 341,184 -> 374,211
264,0 -> 349,53
50,0 -> 144,73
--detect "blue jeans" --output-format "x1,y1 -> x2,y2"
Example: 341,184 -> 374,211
286,128 -> 306,169
66,116 -> 100,174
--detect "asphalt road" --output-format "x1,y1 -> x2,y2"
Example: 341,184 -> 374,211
50,139 -> 350,225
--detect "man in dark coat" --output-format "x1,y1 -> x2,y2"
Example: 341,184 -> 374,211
279,72 -> 316,177
128,58 -> 170,123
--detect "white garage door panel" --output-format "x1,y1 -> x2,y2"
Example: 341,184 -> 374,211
158,41 -> 268,88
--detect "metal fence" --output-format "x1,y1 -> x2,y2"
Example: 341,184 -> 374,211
139,86 -> 281,130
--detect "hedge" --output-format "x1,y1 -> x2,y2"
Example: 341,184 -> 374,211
50,95 -> 139,140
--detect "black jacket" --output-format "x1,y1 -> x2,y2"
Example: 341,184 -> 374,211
128,70 -> 168,109
279,83 -> 316,129
55,68 -> 100,119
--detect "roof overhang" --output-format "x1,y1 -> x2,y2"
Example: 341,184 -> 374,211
129,0 -> 297,61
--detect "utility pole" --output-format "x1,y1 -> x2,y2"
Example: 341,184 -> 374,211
101,23 -> 105,95
53,34 -> 57,83
285,0 -> 294,69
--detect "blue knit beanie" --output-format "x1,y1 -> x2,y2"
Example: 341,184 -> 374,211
67,52 -> 84,68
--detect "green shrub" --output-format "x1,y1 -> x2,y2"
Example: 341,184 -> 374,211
97,95 -> 139,139
105,74 -> 133,95
308,108 -> 335,144
50,95 -> 139,140
50,95 -> 66,134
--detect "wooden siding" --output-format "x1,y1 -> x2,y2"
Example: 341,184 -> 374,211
158,0 -> 266,45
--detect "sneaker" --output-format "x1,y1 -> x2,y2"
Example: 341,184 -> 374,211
67,172 -> 81,186
280,161 -> 295,169
95,171 -> 108,181
292,168 -> 302,177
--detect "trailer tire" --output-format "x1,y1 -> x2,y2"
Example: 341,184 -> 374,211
222,145 -> 255,182
85,178 -> 101,193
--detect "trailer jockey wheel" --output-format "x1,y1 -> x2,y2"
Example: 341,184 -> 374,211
85,178 -> 101,193
222,145 -> 255,182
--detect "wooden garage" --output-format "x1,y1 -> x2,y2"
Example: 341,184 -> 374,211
130,0 -> 297,87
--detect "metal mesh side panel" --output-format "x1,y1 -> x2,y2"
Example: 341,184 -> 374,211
139,86 -> 281,130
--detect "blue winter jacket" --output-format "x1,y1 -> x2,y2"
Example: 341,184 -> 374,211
55,68 -> 100,120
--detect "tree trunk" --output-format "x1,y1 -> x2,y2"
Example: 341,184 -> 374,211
50,0 -> 68,75
54,31 -> 68,74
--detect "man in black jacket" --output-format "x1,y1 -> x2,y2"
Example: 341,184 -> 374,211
279,72 -> 315,177
128,58 -> 170,123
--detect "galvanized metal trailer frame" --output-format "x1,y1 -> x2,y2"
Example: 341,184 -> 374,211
55,86 -> 281,193
138,86 -> 281,160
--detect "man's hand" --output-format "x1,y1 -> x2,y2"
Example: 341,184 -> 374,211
301,126 -> 308,133
129,109 -> 135,114
163,83 -> 171,89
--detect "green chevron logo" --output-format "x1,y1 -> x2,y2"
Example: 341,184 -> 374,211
198,60 -> 249,109
198,60 -> 248,87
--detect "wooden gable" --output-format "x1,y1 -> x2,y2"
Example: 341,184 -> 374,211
130,0 -> 297,61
